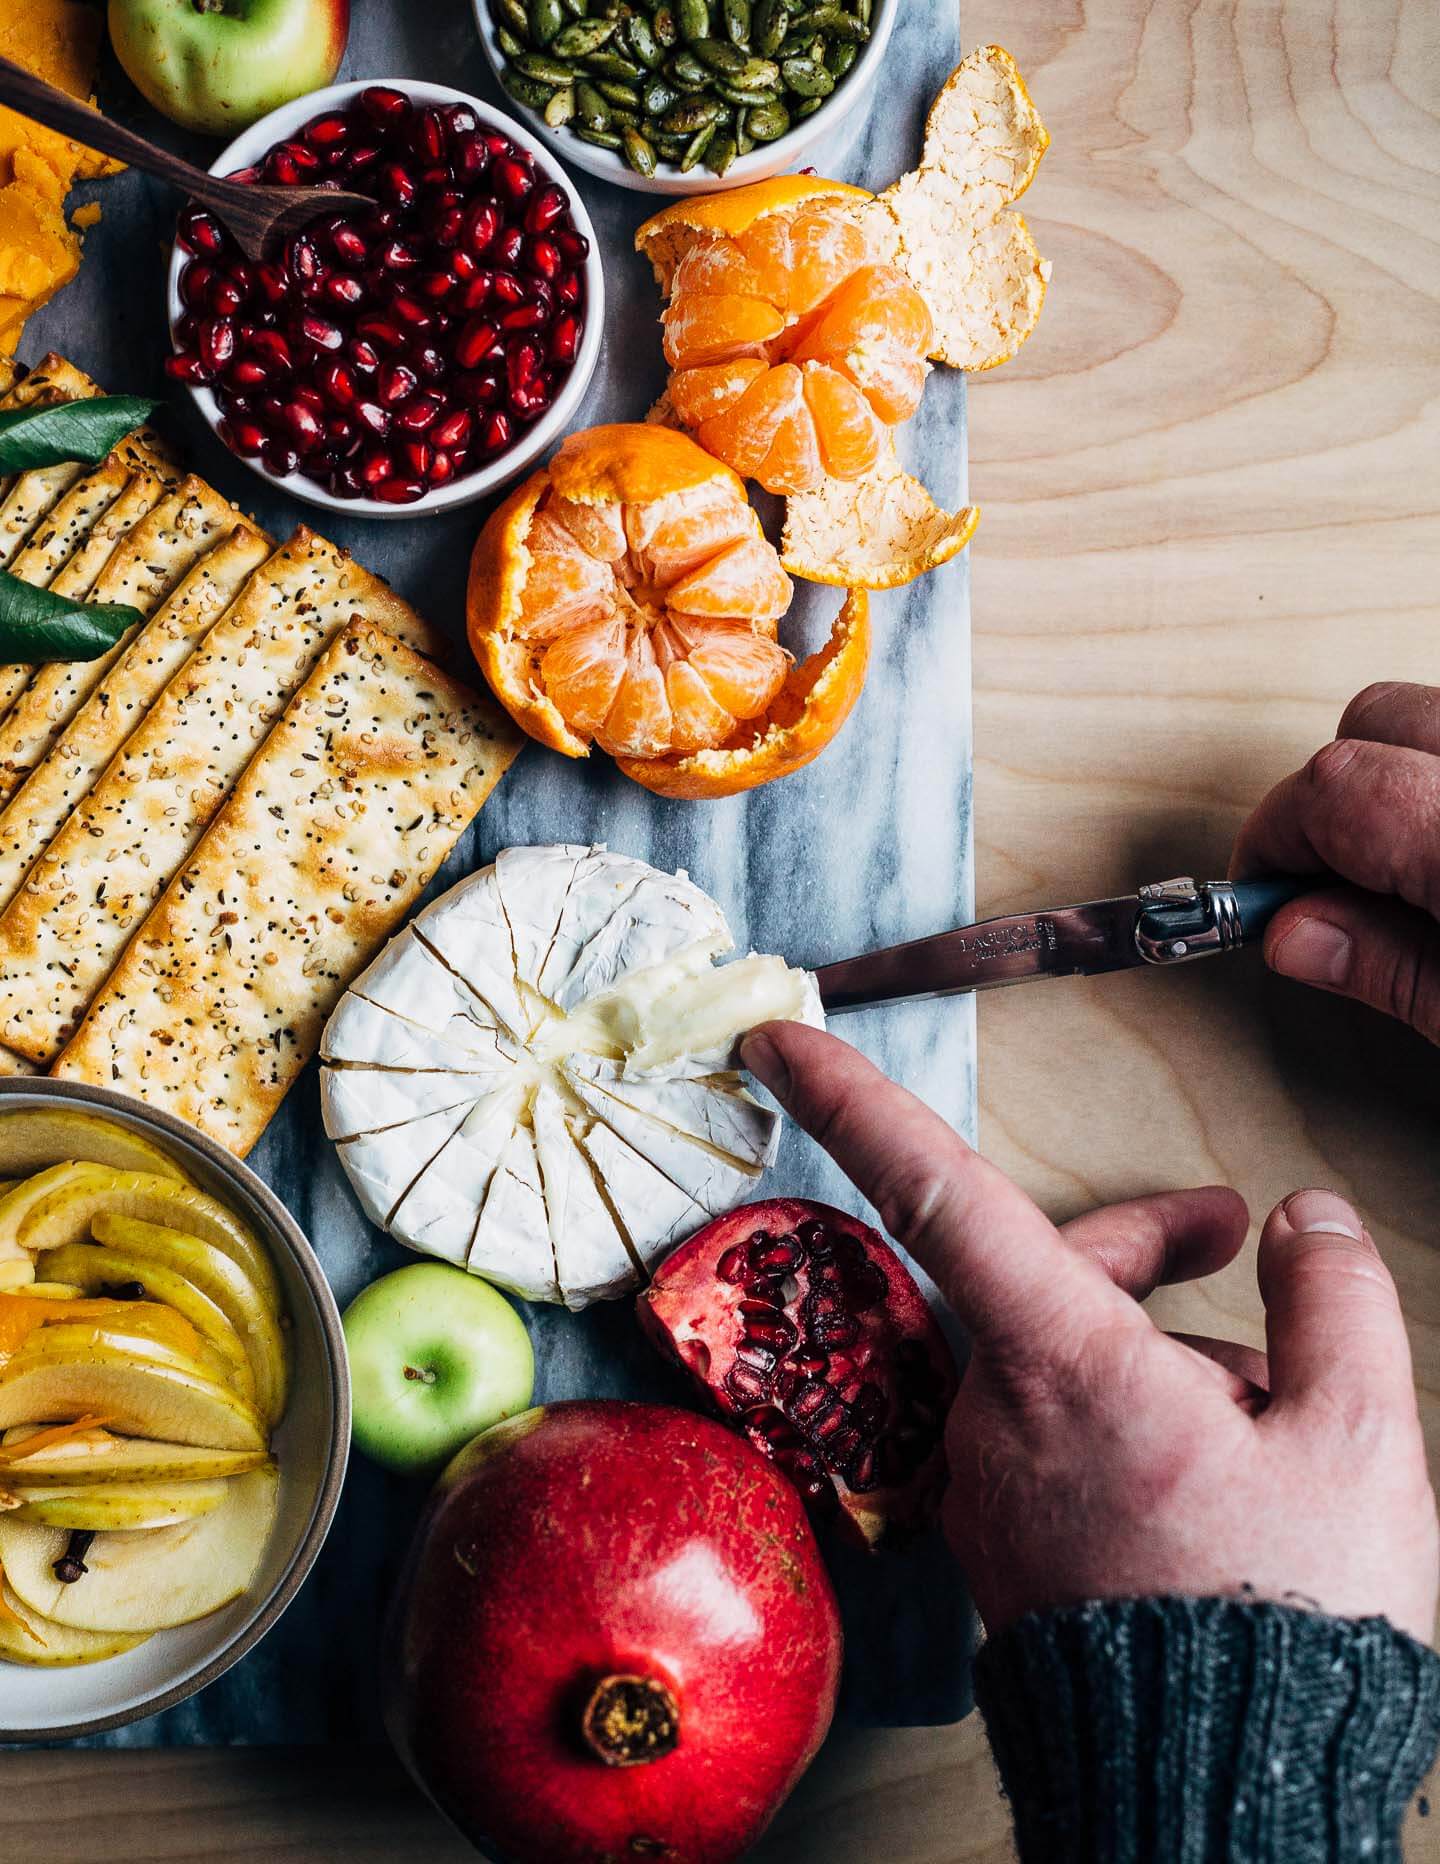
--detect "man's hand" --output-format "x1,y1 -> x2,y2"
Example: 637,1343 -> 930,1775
742,1022 -> 1439,1641
1233,681 -> 1440,1042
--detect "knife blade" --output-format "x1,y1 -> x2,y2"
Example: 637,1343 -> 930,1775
816,876 -> 1309,1012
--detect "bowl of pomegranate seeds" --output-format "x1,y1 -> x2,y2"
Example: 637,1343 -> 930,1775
166,80 -> 604,516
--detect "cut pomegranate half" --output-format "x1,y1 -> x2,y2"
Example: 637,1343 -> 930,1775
638,1198 -> 958,1546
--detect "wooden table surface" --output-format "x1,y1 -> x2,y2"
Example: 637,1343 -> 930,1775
4,0 -> 1438,1857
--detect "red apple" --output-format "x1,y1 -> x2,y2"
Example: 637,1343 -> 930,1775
108,0 -> 350,138
385,1401 -> 843,1864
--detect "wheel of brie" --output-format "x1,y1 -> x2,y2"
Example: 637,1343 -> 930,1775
320,845 -> 823,1307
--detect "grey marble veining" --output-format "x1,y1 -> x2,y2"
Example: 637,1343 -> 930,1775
23,0 -> 976,1744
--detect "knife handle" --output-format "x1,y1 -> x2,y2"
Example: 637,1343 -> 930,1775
1135,876 -> 1310,964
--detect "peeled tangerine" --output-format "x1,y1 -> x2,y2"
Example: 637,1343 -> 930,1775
636,45 -> 1052,590
467,423 -> 868,799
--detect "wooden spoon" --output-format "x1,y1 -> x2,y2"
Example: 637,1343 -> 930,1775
0,54 -> 374,260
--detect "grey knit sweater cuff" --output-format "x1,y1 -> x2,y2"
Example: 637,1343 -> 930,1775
974,1596 -> 1440,1863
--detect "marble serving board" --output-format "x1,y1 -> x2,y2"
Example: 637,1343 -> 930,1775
25,0 -> 977,1745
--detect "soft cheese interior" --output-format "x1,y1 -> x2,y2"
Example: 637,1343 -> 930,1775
319,845 -> 822,1307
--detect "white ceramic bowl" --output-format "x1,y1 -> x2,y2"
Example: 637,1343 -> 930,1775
0,1079 -> 348,1741
166,79 -> 605,521
472,0 -> 896,194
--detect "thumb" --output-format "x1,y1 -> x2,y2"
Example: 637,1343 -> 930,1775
741,1021 -> 1131,1366
1264,887 -> 1440,1045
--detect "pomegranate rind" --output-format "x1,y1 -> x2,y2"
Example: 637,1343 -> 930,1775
639,1199 -> 959,1547
781,440 -> 980,591
635,177 -> 873,295
618,588 -> 868,800
860,45 -> 1051,371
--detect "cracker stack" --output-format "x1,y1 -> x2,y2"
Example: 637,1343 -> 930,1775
0,355 -> 524,1154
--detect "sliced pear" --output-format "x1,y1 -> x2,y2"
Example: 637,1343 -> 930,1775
0,1293 -> 184,1361
0,1579 -> 151,1666
3,1477 -> 230,1531
85,1215 -> 286,1426
0,1425 -> 269,1486
0,1352 -> 267,1451
7,1282 -> 82,1299
37,1244 -> 255,1403
0,1464 -> 278,1632
0,1109 -> 190,1186
0,1162 -> 117,1259
10,1318 -> 238,1394
0,1259 -> 34,1289
16,1171 -> 281,1315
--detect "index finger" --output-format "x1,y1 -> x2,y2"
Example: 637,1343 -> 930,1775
741,1021 -> 1132,1365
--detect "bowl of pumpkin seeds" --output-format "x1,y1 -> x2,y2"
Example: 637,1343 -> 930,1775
473,0 -> 893,192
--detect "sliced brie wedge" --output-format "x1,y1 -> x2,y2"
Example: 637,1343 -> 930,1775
319,845 -> 820,1305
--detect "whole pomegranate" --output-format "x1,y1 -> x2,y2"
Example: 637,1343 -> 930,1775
384,1401 -> 841,1864
639,1200 -> 959,1545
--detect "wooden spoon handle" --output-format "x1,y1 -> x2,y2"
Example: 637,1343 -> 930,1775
0,53 -> 250,216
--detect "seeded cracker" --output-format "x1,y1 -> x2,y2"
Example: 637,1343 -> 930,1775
54,622 -> 523,1155
0,526 -> 460,1065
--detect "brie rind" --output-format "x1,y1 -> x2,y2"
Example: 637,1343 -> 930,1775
467,1123 -> 558,1303
320,845 -> 820,1305
530,1084 -> 636,1309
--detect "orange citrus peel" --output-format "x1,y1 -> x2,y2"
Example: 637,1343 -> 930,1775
0,1414 -> 113,1465
0,1560 -> 45,1645
618,587 -> 869,800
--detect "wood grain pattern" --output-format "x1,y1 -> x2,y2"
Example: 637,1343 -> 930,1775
2,0 -> 1437,1858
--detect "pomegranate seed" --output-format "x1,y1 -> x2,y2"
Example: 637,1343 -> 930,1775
375,477 -> 427,505
500,303 -> 547,334
395,392 -> 443,433
399,437 -> 434,478
479,410 -> 512,454
380,163 -> 417,210
354,400 -> 391,438
298,312 -> 344,353
389,293 -> 432,331
361,264 -> 390,302
481,131 -> 512,159
197,318 -> 236,372
426,203 -> 465,248
377,362 -> 418,406
180,263 -> 215,310
524,236 -> 561,281
462,202 -> 499,256
304,112 -> 350,151
164,352 -> 209,384
428,449 -> 456,486
229,417 -> 267,456
491,227 -> 525,270
226,358 -> 272,392
455,371 -> 501,407
725,1364 -> 771,1407
443,105 -> 479,140
359,85 -> 411,127
246,328 -> 293,371
377,238 -> 421,272
549,313 -> 581,366
326,413 -> 359,452
410,343 -> 448,381
323,273 -> 364,310
360,450 -> 394,488
430,409 -> 471,451
178,208 -> 227,257
524,187 -> 568,236
417,269 -> 456,302
556,229 -> 590,264
330,223 -> 368,266
556,270 -> 583,309
226,163 -> 262,186
452,133 -> 489,183
281,400 -> 325,451
264,149 -> 304,186
491,269 -> 525,308
261,441 -> 300,477
451,249 -> 481,282
455,317 -> 500,370
286,234 -> 324,287
410,107 -> 446,165
459,274 -> 494,313
719,1246 -> 749,1283
315,360 -> 357,408
355,314 -> 406,351
492,156 -> 533,205
346,338 -> 380,375
253,261 -> 289,306
329,466 -> 363,499
209,275 -> 245,317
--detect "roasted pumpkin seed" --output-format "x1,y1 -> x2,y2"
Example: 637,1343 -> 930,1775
552,16 -> 617,52
503,71 -> 557,107
528,0 -> 565,41
723,0 -> 752,45
680,119 -> 717,168
624,11 -> 664,64
621,126 -> 659,173
575,78 -> 613,124
545,84 -> 578,124
779,52 -> 833,95
642,73 -> 681,112
677,0 -> 711,40
576,122 -> 624,147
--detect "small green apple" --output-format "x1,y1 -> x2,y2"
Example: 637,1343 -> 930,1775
342,1264 -> 535,1476
108,0 -> 351,138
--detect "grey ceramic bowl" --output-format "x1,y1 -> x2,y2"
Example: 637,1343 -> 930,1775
0,1078 -> 348,1741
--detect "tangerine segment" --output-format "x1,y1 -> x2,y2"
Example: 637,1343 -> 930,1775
667,359 -> 766,430
790,265 -> 933,425
468,426 -> 795,767
619,588 -> 870,801
662,292 -> 785,370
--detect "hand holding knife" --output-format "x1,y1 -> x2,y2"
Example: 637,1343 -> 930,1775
817,877 -> 1309,1011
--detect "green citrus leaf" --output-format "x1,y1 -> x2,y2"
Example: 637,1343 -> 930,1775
0,397 -> 160,474
0,573 -> 141,664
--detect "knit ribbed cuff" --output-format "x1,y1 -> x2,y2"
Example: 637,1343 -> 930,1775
974,1596 -> 1440,1864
